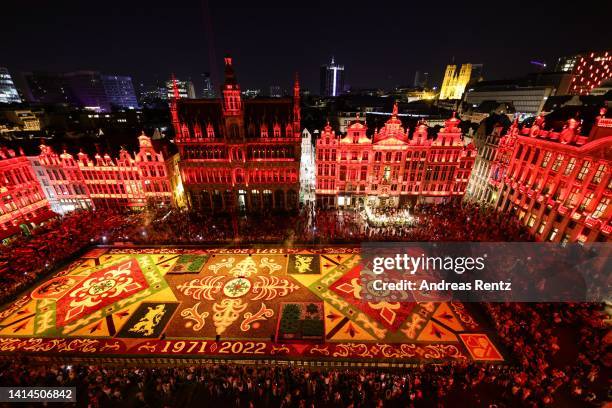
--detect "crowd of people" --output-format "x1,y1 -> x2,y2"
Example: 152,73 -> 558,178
0,209 -> 131,300
1,300 -> 608,408
102,202 -> 533,245
483,302 -> 609,407
359,205 -> 418,228
109,209 -> 302,245
306,203 -> 533,242
0,203 -> 608,407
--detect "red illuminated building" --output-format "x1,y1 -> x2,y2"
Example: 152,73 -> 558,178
34,133 -> 174,213
173,57 -> 301,212
315,105 -> 476,208
570,51 -> 611,95
0,147 -> 54,240
491,109 -> 611,243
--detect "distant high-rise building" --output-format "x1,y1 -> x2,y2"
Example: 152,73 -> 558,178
165,78 -> 196,99
23,71 -> 138,112
22,71 -> 137,111
202,73 -> 214,98
413,71 -> 430,88
556,55 -> 580,72
21,71 -> 71,105
101,75 -> 139,109
439,63 -> 482,100
269,85 -> 282,97
0,68 -> 21,104
320,57 -> 345,97
568,50 -> 611,95
62,71 -> 110,112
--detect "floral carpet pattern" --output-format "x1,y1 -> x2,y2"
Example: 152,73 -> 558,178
0,247 -> 503,362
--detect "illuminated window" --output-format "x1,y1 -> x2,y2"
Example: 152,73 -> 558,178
576,161 -> 591,181
563,158 -> 576,175
551,154 -> 564,171
565,187 -> 581,207
537,221 -> 547,234
527,214 -> 537,227
592,164 -> 606,184
383,166 -> 391,181
579,192 -> 594,212
592,198 -> 609,219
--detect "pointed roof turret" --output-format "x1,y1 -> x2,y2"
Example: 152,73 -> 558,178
171,73 -> 180,100
223,56 -> 238,86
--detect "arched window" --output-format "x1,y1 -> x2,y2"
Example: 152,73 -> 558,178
206,123 -> 215,138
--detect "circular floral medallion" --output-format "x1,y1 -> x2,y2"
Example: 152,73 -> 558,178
222,277 -> 252,298
88,279 -> 117,296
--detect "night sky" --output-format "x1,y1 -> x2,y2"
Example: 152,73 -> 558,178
2,0 -> 610,94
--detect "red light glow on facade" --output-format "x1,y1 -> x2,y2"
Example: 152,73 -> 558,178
570,51 -> 611,95
315,106 -> 476,208
491,110 -> 611,243
34,133 -> 173,213
0,147 -> 53,240
174,57 -> 301,212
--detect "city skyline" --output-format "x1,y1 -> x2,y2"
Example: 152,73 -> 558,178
1,0 -> 610,94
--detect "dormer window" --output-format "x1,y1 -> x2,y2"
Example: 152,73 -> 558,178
261,126 -> 268,138
273,124 -> 281,138
206,124 -> 215,138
